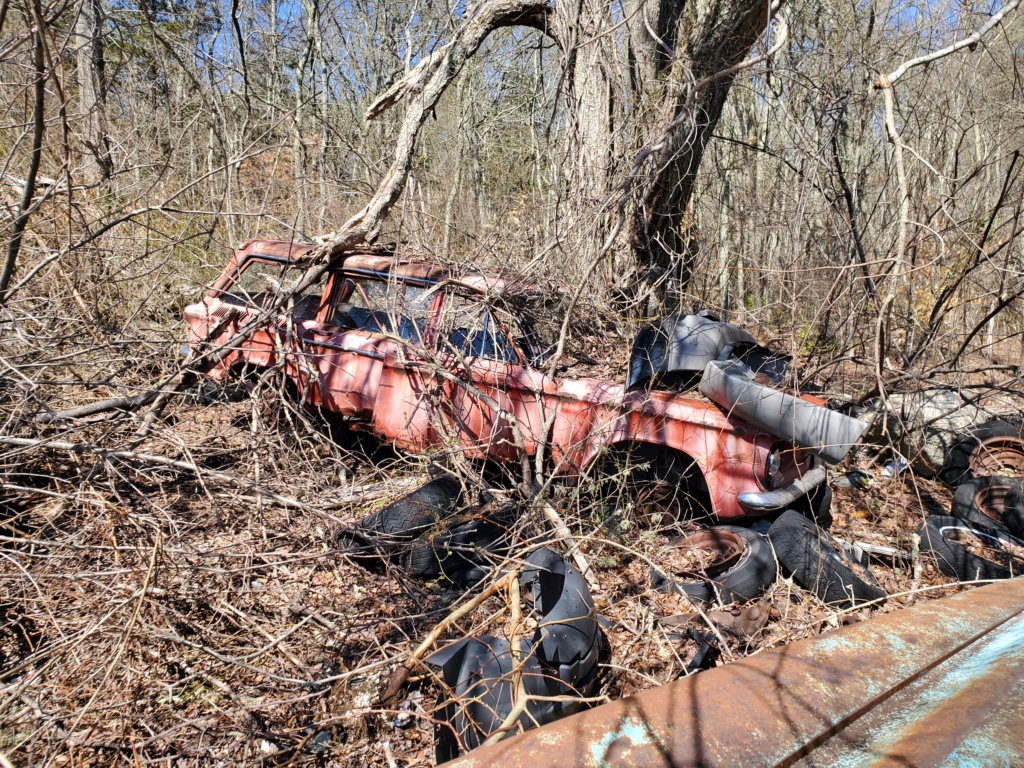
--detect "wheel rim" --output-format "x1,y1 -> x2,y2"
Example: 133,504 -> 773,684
969,436 -> 1024,477
973,483 -> 1013,524
663,529 -> 746,579
939,524 -> 1024,572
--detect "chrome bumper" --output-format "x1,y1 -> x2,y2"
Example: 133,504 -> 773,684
738,464 -> 828,512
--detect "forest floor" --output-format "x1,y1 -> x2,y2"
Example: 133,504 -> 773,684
0,376 -> 979,767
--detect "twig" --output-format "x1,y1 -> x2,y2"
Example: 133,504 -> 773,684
378,569 -> 518,703
908,533 -> 923,606
540,504 -> 601,595
0,435 -> 340,518
49,532 -> 160,759
481,574 -> 530,746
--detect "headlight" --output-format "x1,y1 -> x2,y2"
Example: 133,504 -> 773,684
765,445 -> 785,489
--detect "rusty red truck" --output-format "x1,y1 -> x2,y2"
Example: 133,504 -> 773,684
184,239 -> 866,520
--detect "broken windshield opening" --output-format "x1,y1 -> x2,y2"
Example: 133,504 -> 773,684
220,257 -> 324,318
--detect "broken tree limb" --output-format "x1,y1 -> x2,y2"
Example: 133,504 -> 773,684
541,504 -> 601,595
481,574 -> 529,747
33,391 -> 161,423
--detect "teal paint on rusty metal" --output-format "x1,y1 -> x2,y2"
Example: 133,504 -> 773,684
589,717 -> 657,767
804,610 -> 1024,768
441,578 -> 1024,767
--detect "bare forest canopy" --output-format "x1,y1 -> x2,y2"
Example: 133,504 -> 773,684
1,0 -> 1024,764
0,0 -> 1021,379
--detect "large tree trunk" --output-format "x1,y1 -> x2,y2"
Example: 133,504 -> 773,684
553,0 -> 616,270
361,0 -> 776,310
618,0 -> 777,309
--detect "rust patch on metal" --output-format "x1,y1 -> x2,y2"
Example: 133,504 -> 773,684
975,482 -> 1012,523
971,435 -> 1024,476
665,529 -> 745,577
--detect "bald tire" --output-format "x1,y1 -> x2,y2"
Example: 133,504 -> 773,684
768,510 -> 886,607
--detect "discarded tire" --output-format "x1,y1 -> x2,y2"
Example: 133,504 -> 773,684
335,475 -> 464,572
939,419 -> 1024,488
400,507 -> 516,578
428,547 -> 601,761
1007,485 -> 1024,539
789,483 -> 833,529
768,509 -> 886,606
949,476 -> 1024,535
650,526 -> 777,605
357,475 -> 463,539
917,515 -> 1024,581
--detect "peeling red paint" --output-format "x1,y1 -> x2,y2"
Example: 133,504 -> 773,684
183,240 -> 820,519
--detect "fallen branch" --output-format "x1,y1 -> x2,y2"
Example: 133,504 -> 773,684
541,504 -> 601,595
33,391 -> 160,424
378,569 -> 518,704
21,0 -> 558,434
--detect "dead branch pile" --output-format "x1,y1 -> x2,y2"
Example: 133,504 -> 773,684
0,367 -> 981,766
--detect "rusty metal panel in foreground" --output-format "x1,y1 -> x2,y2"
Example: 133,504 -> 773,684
443,578 -> 1024,767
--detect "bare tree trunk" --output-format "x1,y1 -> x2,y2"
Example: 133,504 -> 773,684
554,1 -> 615,269
75,0 -> 109,181
620,0 -> 777,306
717,171 -> 731,313
0,0 -> 46,303
443,75 -> 471,254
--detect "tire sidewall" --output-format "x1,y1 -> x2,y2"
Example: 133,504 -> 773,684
652,526 -> 776,605
950,476 -> 1020,534
940,419 -> 1024,488
919,515 -> 1024,581
768,510 -> 885,606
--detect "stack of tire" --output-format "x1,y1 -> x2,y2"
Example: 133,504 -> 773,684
919,419 -> 1024,582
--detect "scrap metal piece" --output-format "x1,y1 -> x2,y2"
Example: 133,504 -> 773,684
627,313 -> 787,391
706,603 -> 770,641
440,577 -> 1024,767
699,359 -> 867,464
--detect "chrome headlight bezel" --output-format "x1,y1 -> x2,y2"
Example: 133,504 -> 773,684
765,444 -> 785,489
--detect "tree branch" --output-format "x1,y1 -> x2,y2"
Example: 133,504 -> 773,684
877,0 -> 1021,86
0,0 -> 46,303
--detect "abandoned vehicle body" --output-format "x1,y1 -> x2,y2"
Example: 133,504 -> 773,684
184,240 -> 864,520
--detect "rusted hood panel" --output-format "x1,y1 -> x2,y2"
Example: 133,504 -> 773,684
442,578 -> 1024,767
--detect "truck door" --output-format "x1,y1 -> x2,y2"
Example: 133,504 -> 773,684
302,273 -> 437,451
434,292 -> 550,462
